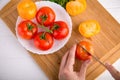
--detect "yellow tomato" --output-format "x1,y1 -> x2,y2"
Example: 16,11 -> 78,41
17,0 -> 37,20
78,20 -> 100,38
66,0 -> 86,16
77,0 -> 86,11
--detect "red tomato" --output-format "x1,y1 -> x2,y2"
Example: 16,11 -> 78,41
50,21 -> 69,40
18,20 -> 38,40
36,6 -> 55,26
76,41 -> 94,61
34,32 -> 54,50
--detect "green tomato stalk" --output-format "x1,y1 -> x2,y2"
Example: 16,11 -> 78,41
48,0 -> 69,8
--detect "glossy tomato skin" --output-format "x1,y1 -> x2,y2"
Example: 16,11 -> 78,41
50,21 -> 69,40
18,20 -> 38,40
76,41 -> 93,61
17,0 -> 37,20
66,0 -> 86,16
34,32 -> 54,50
36,6 -> 55,26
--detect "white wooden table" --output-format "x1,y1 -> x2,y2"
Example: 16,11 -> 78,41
0,0 -> 120,80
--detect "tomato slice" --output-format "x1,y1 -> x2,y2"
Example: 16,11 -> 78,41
79,20 -> 100,38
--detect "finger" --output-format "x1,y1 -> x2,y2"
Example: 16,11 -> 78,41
59,51 -> 69,73
105,63 -> 120,78
79,59 -> 91,76
65,44 -> 76,71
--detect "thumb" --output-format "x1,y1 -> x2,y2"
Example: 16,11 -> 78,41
79,59 -> 91,76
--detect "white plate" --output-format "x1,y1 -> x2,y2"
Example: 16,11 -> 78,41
15,1 -> 72,54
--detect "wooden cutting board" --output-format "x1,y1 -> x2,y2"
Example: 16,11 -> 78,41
0,0 -> 120,80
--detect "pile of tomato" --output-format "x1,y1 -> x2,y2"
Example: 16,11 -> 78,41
17,0 -> 101,61
17,0 -> 69,51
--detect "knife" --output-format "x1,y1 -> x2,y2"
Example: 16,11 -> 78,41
77,43 -> 106,68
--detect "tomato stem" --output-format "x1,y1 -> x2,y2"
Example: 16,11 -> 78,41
40,32 -> 46,40
27,23 -> 34,31
49,0 -> 69,8
40,15 -> 48,23
51,24 -> 59,30
38,24 -> 53,33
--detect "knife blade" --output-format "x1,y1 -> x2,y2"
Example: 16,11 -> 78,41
77,43 -> 106,68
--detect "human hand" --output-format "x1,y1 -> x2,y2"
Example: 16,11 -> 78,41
105,63 -> 120,80
58,44 -> 91,80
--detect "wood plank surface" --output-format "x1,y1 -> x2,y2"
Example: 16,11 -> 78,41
0,0 -> 120,80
